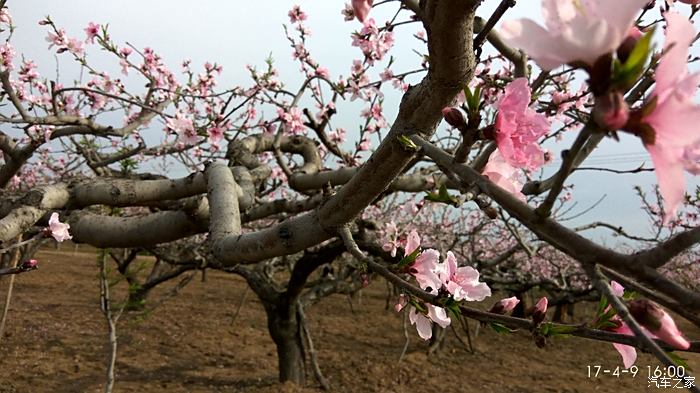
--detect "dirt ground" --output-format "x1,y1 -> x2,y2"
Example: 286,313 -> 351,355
0,247 -> 697,393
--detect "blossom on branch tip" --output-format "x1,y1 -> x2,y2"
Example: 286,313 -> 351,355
47,212 -> 72,242
500,0 -> 649,70
638,12 -> 700,224
84,22 -> 100,44
494,78 -> 550,171
288,5 -> 307,24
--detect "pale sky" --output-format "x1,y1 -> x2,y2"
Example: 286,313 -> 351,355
6,1 -> 699,244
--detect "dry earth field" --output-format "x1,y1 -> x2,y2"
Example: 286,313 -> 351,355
0,247 -> 697,392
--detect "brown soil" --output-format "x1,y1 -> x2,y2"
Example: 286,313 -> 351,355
0,247 -> 697,393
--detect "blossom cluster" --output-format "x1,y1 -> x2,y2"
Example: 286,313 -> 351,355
393,230 -> 491,340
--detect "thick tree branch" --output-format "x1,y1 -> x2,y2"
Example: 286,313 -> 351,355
205,162 -> 241,260
411,135 -> 700,312
632,226 -> 700,268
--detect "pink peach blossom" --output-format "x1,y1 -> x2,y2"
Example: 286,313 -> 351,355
441,251 -> 492,301
277,107 -> 306,135
500,0 -> 649,70
409,249 -> 442,295
167,113 -> 201,145
482,151 -> 526,202
0,42 -> 15,71
287,5 -> 307,24
351,0 -> 373,23
494,78 -> 550,171
84,22 -> 100,44
404,229 -> 420,256
0,8 -> 11,25
612,323 -> 638,369
409,304 -> 451,340
641,12 -> 700,223
47,212 -> 72,242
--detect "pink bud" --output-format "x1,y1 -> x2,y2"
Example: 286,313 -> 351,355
20,259 -> 38,271
442,106 -> 468,128
530,297 -> 548,325
628,299 -> 690,350
361,273 -> 370,288
394,294 -> 408,313
489,296 -> 520,315
593,92 -> 629,131
611,280 -> 625,297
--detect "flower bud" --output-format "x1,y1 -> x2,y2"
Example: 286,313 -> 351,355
394,294 -> 408,313
593,91 -> 629,131
361,273 -> 370,288
20,259 -> 38,271
530,297 -> 548,325
611,280 -> 625,297
489,296 -> 520,315
617,27 -> 642,64
628,299 -> 690,350
441,107 -> 468,128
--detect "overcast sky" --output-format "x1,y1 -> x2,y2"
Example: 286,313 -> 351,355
7,1 -> 700,244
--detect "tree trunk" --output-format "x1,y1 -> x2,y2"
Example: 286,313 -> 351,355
125,286 -> 149,311
265,302 -> 306,384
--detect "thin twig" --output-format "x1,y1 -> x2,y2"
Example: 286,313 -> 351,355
535,125 -> 593,217
0,242 -> 21,344
298,302 -> 330,390
473,0 -> 516,51
449,322 -> 472,354
399,310 -> 410,363
229,286 -> 249,327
